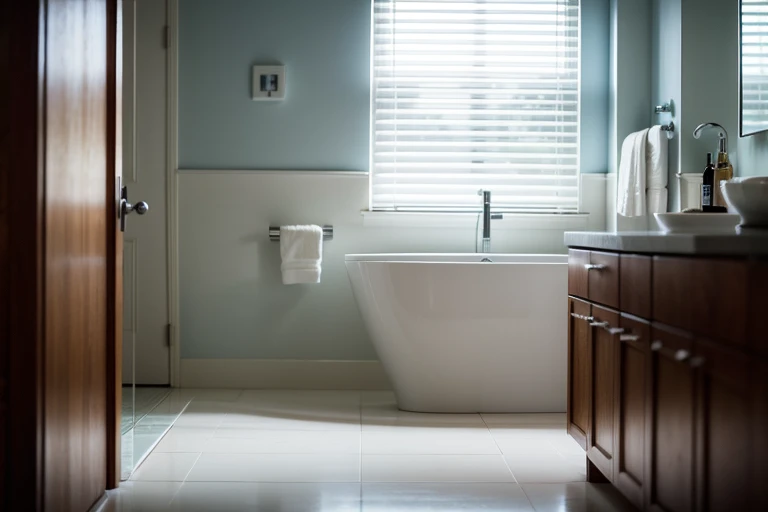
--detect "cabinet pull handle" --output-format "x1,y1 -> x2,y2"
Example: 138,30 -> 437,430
584,264 -> 606,271
571,313 -> 597,323
675,349 -> 691,362
689,356 -> 706,368
620,334 -> 640,341
589,321 -> 609,328
606,327 -> 625,335
651,340 -> 663,351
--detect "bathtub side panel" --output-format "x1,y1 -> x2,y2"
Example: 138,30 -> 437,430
347,260 -> 568,413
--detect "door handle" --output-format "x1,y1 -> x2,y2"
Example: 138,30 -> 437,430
119,186 -> 149,232
124,200 -> 149,216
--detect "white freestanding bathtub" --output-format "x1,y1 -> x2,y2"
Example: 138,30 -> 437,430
345,253 -> 568,413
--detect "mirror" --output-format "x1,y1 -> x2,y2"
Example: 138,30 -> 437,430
741,0 -> 768,136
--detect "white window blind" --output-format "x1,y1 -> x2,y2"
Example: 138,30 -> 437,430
371,0 -> 581,212
742,0 -> 768,135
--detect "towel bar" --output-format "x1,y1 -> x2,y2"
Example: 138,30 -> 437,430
269,225 -> 333,241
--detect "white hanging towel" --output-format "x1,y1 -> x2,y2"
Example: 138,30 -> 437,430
617,128 -> 650,217
646,125 -> 669,189
279,225 -> 323,285
646,188 -> 669,214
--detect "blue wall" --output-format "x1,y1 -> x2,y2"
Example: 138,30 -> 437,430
179,0 -> 611,174
179,0 -> 372,171
581,0 -> 611,174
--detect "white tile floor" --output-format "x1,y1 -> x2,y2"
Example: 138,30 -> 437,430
104,390 -> 635,511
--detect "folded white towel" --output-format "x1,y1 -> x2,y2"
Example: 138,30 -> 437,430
617,128 -> 650,217
646,125 -> 669,189
279,225 -> 323,285
646,188 -> 668,214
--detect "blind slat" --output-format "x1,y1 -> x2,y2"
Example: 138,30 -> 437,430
371,0 -> 580,212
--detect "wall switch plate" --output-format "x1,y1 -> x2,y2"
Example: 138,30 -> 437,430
252,65 -> 286,101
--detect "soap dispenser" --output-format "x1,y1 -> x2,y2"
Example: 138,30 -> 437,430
693,123 -> 734,208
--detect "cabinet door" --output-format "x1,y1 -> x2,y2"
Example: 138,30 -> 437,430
614,315 -> 649,509
587,305 -> 619,481
753,359 -> 768,511
694,340 -> 750,512
647,324 -> 696,512
749,262 -> 768,358
568,297 -> 591,449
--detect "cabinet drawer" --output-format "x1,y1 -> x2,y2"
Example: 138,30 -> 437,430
653,256 -> 748,347
620,254 -> 651,319
588,252 -> 620,309
568,249 -> 589,298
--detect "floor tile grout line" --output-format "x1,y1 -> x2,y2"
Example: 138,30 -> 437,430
479,413 -> 522,488
180,451 -> 204,484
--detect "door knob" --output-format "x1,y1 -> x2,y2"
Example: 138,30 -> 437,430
125,200 -> 149,215
119,186 -> 149,232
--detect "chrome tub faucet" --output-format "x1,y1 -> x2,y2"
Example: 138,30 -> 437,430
478,190 -> 503,253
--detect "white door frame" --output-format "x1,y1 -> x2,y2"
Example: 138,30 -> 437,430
166,0 -> 181,387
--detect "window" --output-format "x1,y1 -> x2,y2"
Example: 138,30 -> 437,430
370,0 -> 580,213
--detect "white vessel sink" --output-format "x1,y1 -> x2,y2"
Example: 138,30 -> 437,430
721,176 -> 768,228
654,212 -> 740,234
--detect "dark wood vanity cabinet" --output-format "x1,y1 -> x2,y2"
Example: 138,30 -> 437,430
567,249 -> 767,512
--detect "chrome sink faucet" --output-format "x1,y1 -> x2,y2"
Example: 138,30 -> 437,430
478,190 -> 503,253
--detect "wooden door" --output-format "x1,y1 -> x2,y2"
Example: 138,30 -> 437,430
587,305 -> 619,481
567,297 -> 591,449
614,314 -> 649,509
647,324 -> 696,512
2,0 -> 121,508
44,0 -> 119,508
694,339 -> 751,512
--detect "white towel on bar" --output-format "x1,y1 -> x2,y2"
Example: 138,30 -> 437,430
646,125 -> 669,189
617,128 -> 650,217
646,188 -> 668,214
279,225 -> 323,285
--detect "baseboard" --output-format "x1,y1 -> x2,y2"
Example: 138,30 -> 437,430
180,359 -> 392,390
89,492 -> 108,512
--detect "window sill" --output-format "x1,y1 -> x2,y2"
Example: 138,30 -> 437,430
361,210 -> 591,230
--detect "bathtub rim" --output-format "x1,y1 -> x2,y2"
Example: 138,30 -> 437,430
344,253 -> 568,263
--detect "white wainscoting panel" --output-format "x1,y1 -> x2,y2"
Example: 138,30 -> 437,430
177,170 -> 608,387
